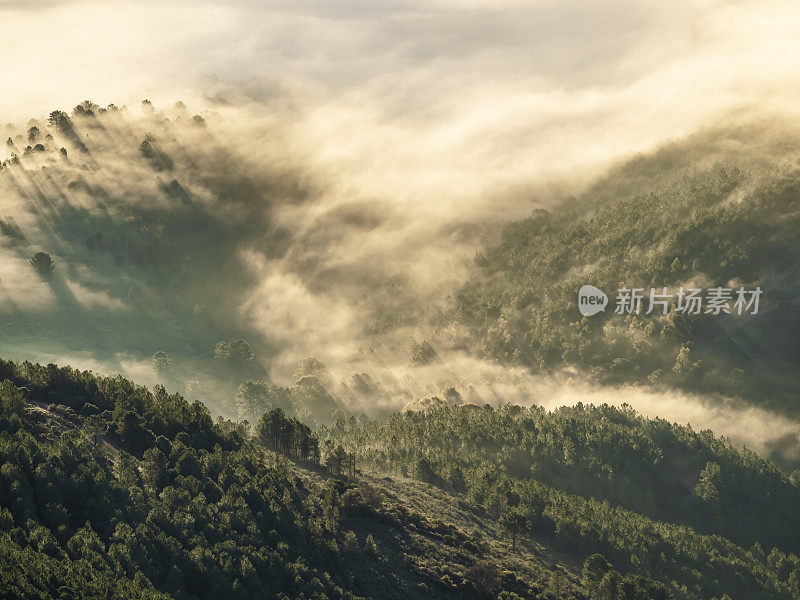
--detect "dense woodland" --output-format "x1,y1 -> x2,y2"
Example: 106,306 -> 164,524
0,360 -> 357,600
453,123 -> 800,415
2,357 -> 800,599
0,359 -> 594,600
322,404 -> 800,599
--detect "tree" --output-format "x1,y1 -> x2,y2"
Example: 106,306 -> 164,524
291,375 -> 340,425
259,408 -> 287,451
73,100 -> 99,117
254,407 -> 319,463
750,541 -> 767,564
619,574 -> 672,600
141,447 -> 169,491
30,252 -> 54,275
549,566 -> 565,599
82,414 -> 106,445
464,561 -> 500,597
214,339 -> 254,374
500,510 -> 530,552
694,461 -> 721,512
599,570 -> 621,600
582,554 -> 611,600
27,126 -> 40,143
409,340 -> 438,365
448,465 -> 467,492
48,110 -> 72,131
415,457 -> 437,484
673,345 -> 700,376
365,533 -> 378,555
152,351 -> 171,374
116,411 -> 152,456
293,356 -> 331,385
236,380 -> 271,423
139,139 -> 153,158
327,445 -> 349,476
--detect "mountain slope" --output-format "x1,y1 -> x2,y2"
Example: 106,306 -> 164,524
322,403 -> 800,600
454,118 -> 800,416
0,358 -> 592,600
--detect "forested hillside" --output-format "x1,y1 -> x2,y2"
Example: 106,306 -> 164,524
454,120 -> 800,414
325,402 -> 800,551
6,0 -> 800,598
0,358 -> 597,600
4,356 -> 800,599
323,404 -> 800,600
0,359 -> 357,600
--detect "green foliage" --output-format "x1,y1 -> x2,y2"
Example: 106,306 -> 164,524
323,403 -> 800,600
291,376 -> 344,426
47,110 -> 72,131
254,407 -> 320,463
463,560 -> 500,597
499,510 -> 529,552
364,534 -> 377,555
409,341 -> 438,366
293,357 -> 331,386
235,379 -> 270,422
73,100 -> 100,117
326,444 -> 352,477
234,374 -> 342,432
1,357 -> 575,600
0,361 -> 366,600
582,554 -> 610,598
138,139 -> 153,158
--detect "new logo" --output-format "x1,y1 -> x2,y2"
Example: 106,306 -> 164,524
578,285 -> 608,316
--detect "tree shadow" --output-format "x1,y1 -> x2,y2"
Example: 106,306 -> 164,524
33,269 -> 106,350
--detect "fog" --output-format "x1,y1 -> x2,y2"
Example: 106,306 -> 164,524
5,0 -> 800,175
3,0 -> 800,456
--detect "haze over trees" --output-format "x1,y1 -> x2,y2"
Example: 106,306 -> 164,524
4,99 -> 800,599
214,340 -> 255,376
4,100 -> 800,433
454,123 -> 800,419
5,354 -> 800,599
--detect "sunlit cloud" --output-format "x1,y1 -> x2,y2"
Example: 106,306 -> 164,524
3,0 -> 800,445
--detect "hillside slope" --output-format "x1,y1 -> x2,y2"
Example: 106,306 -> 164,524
323,403 -> 800,600
0,358 -> 591,600
3,358 -> 800,599
454,119 -> 800,415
